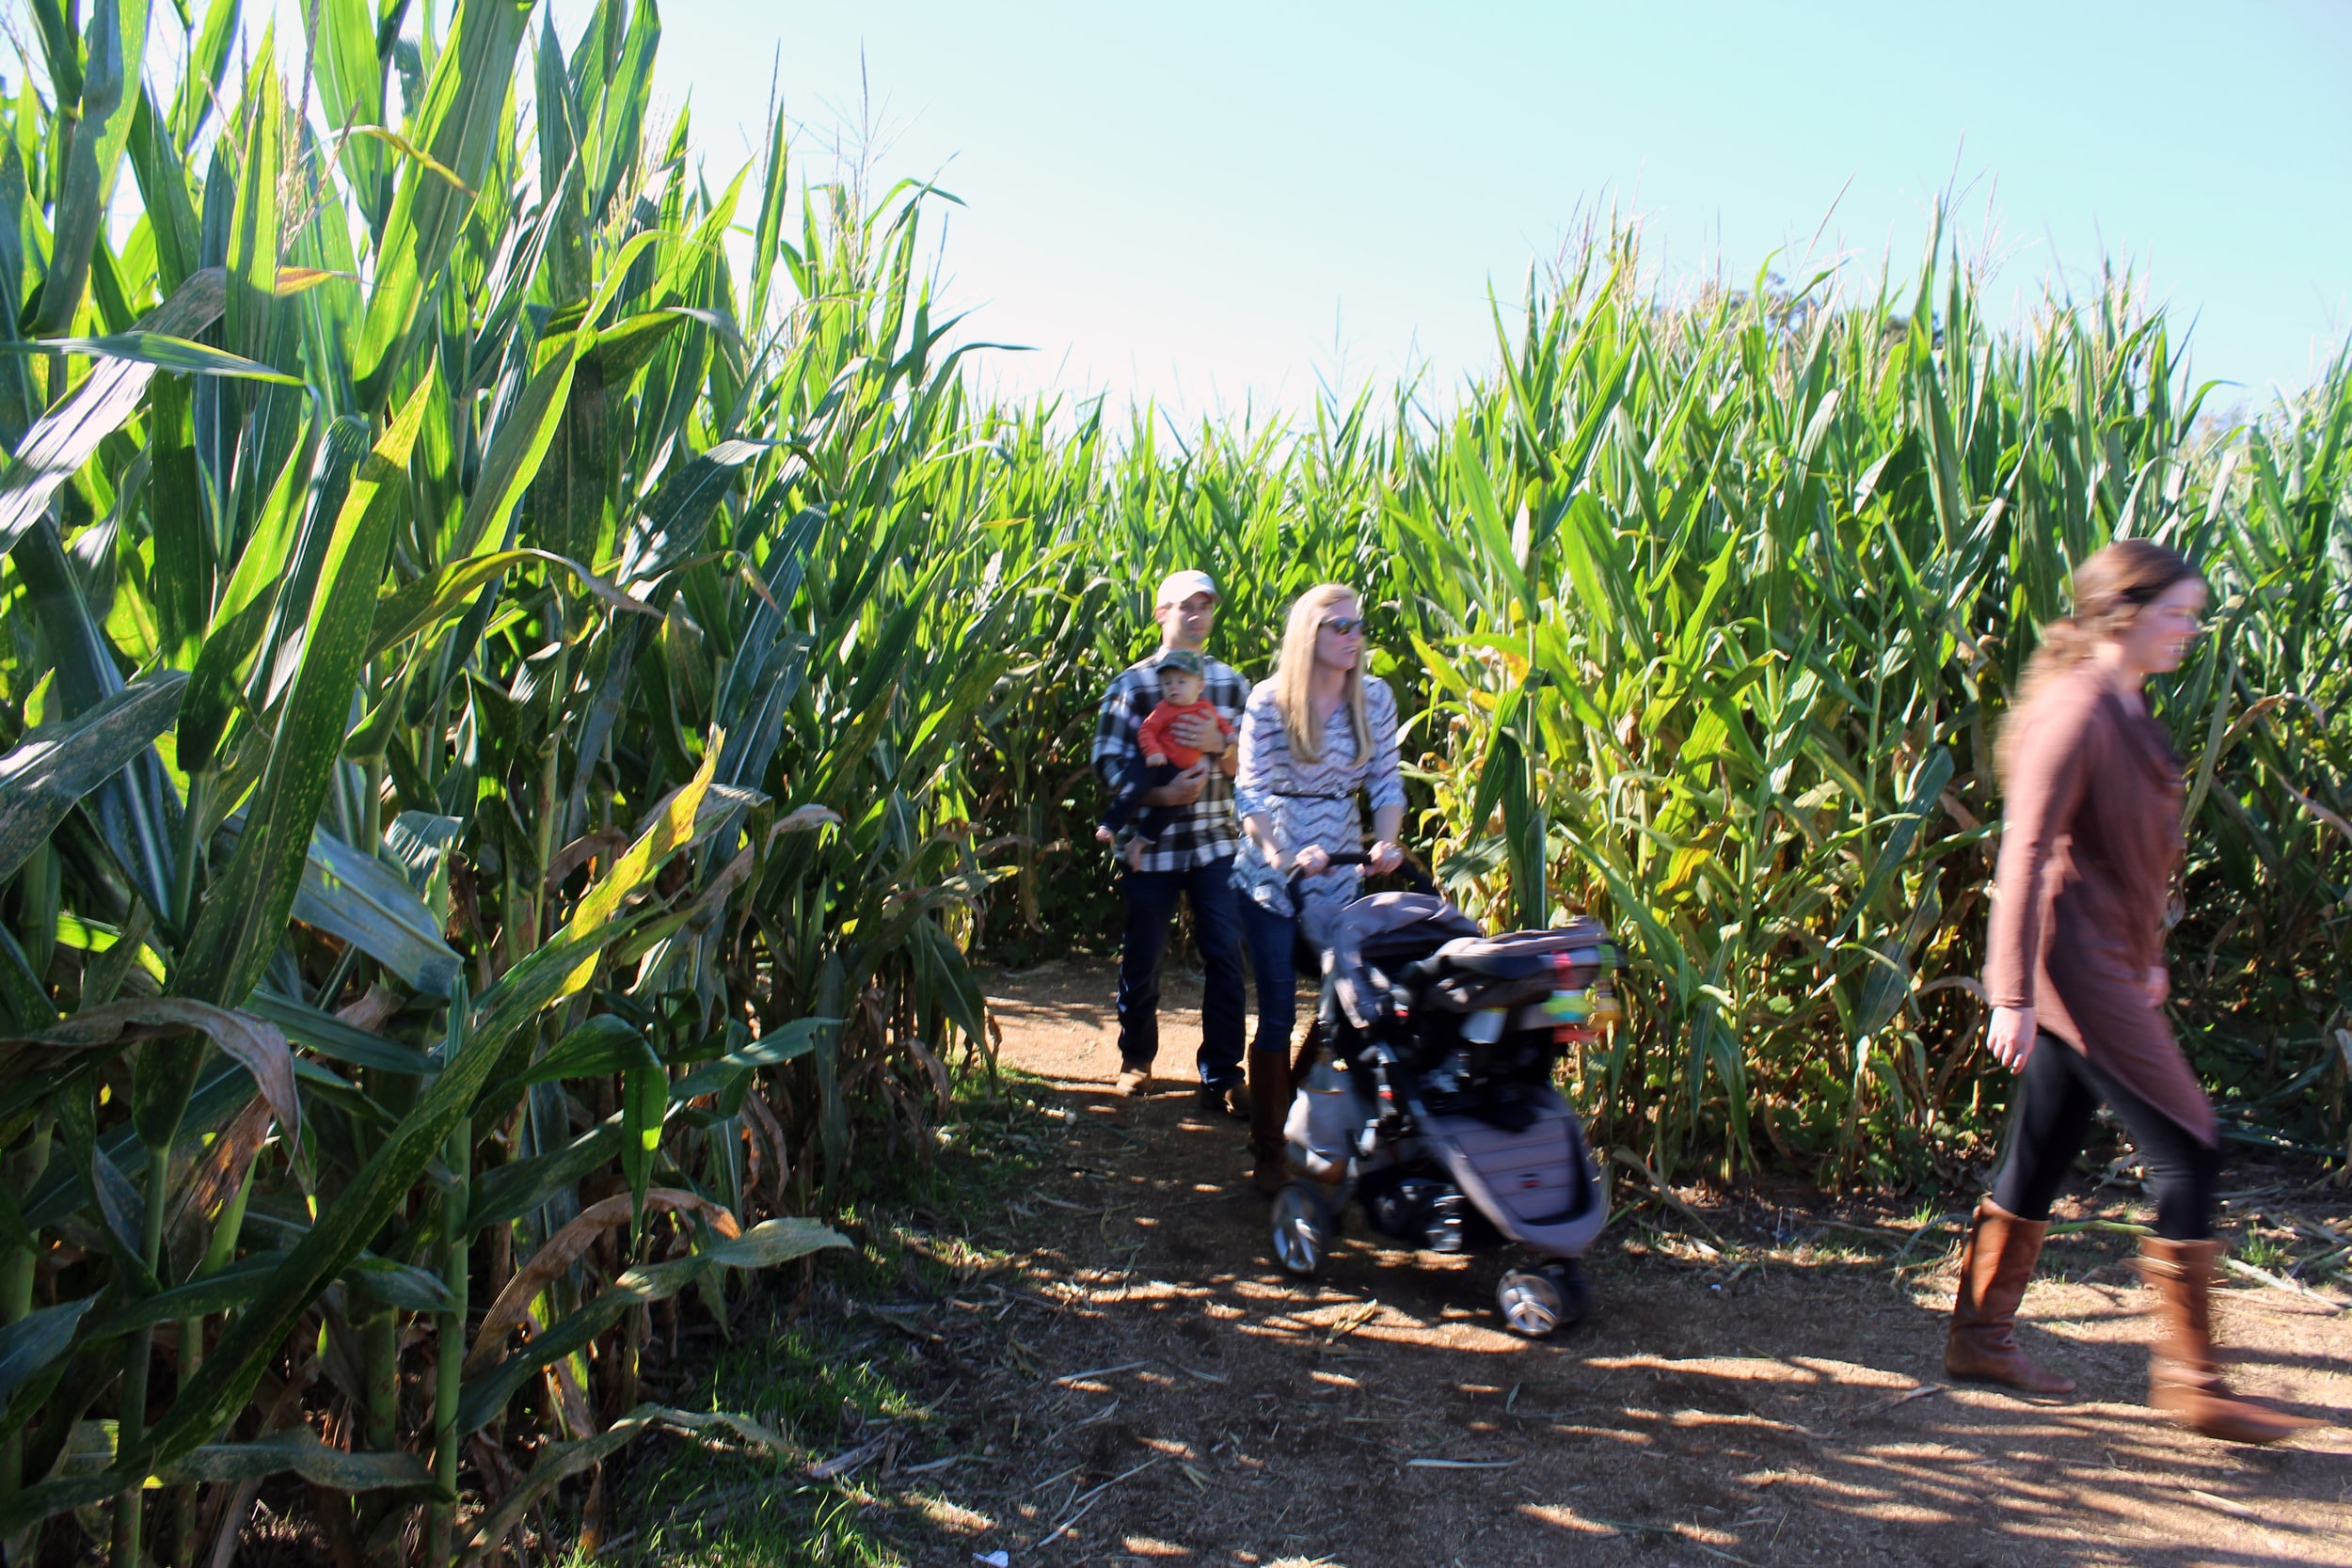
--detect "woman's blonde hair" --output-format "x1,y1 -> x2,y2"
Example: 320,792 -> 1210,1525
1274,583 -> 1370,763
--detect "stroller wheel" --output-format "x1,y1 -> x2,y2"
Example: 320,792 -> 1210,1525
1270,1181 -> 1336,1277
1497,1266 -> 1569,1338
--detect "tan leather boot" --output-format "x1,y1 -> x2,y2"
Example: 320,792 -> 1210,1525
1945,1196 -> 2077,1396
2137,1238 -> 2319,1444
1246,1048 -> 1292,1196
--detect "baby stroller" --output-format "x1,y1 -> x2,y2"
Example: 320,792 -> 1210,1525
1269,853 -> 1619,1337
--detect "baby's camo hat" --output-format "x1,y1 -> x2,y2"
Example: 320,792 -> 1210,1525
1156,649 -> 1204,677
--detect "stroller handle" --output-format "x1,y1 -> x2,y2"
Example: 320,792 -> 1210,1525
1285,847 -> 1439,897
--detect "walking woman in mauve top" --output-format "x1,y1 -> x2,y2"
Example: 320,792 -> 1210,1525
1955,539 -> 2312,1444
1231,583 -> 1406,1195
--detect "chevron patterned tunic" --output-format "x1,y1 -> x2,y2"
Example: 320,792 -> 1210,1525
1230,674 -> 1406,918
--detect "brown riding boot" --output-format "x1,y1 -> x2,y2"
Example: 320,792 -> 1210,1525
1246,1048 -> 1292,1196
2137,1238 -> 2319,1444
1944,1197 -> 2077,1396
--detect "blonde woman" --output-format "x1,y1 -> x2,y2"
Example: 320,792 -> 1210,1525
1231,583 -> 1406,1194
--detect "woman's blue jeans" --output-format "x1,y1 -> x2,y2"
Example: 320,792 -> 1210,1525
1238,896 -> 1303,1061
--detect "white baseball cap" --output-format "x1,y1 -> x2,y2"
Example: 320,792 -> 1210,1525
1153,569 -> 1219,609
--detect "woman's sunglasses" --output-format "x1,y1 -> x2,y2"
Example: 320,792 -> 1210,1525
1320,616 -> 1366,635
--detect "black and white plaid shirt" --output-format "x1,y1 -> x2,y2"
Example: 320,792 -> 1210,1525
1091,650 -> 1248,873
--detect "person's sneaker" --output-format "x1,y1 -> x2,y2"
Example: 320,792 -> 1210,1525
1115,1066 -> 1152,1097
1197,1081 -> 1251,1120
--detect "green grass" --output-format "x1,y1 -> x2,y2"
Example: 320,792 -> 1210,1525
606,1071 -> 1062,1565
2238,1233 -> 2293,1275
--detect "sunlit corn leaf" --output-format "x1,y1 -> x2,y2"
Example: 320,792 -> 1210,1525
0,332 -> 301,383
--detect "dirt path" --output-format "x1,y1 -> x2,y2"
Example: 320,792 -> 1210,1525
855,960 -> 2350,1567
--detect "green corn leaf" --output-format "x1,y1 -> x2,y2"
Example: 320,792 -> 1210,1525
531,12 -> 590,301
0,332 -> 301,384
368,546 -> 655,659
583,0 -> 660,217
175,382 -> 431,1008
130,949 -> 514,1475
665,1016 -> 823,1101
450,334 -> 582,558
31,0 -> 151,341
554,744 -> 723,999
481,1014 -> 657,1107
1450,436 -> 1526,612
291,827 -> 462,996
0,1472 -> 117,1545
177,416 -> 368,776
144,362 -> 209,664
579,308 -> 688,377
0,265 -> 226,561
621,1059 -> 663,1234
1832,746 -> 1956,946
749,94 -> 790,328
464,1117 -> 624,1236
243,989 -> 433,1075
308,0 -> 383,166
351,0 -> 533,408
127,84 -> 201,294
454,1402 -> 787,1567
10,520 -> 183,917
0,671 -> 185,884
0,1296 -> 97,1409
459,913 -> 649,1082
616,438 -> 772,585
456,1217 -> 848,1435
342,1251 -> 456,1314
167,0 -> 242,151
25,0 -> 81,106
79,1243 -> 451,1341
85,1252 -> 286,1340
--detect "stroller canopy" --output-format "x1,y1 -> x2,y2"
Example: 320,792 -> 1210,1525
1303,890 -> 1483,1029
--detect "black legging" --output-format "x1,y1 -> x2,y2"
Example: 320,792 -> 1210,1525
1990,1033 -> 2218,1241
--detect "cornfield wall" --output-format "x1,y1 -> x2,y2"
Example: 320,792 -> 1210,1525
977,249 -> 2352,1190
0,2 -> 2344,1562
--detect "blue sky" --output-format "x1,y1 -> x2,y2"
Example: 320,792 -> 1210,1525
172,3 -> 2337,418
568,0 -> 2347,420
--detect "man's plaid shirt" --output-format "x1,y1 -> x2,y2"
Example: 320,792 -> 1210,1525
1091,651 -> 1248,873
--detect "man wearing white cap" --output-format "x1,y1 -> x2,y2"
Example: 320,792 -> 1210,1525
1089,570 -> 1249,1113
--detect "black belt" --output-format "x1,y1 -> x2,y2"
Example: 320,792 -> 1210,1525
1266,788 -> 1353,800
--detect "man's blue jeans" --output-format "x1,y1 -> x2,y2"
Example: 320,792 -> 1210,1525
1116,859 -> 1247,1088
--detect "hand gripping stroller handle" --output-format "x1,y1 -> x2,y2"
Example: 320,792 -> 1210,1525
1284,848 -> 1438,897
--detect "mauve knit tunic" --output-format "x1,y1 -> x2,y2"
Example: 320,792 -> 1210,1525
1981,661 -> 2217,1145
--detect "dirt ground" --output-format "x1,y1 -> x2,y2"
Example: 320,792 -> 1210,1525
821,959 -> 2351,1568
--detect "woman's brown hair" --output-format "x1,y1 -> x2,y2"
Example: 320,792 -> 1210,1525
1998,538 -> 2205,776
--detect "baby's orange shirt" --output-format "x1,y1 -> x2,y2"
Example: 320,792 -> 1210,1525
1136,697 -> 1235,769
